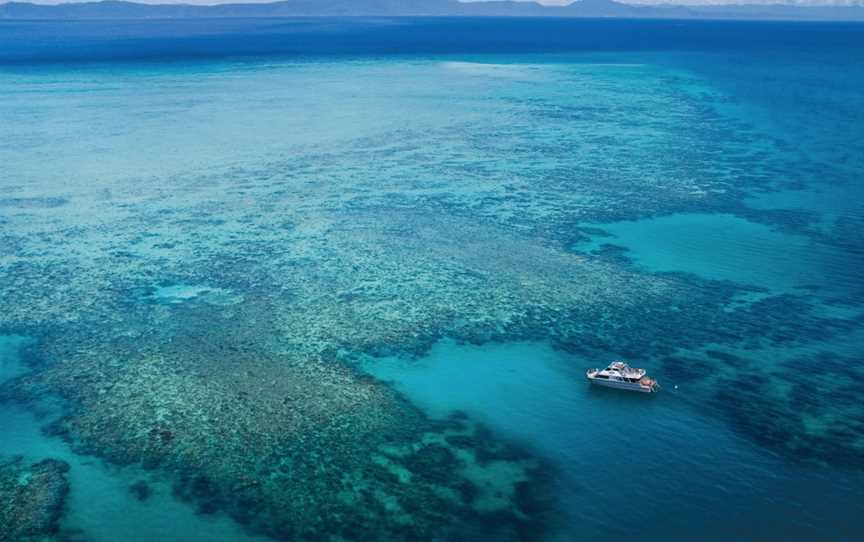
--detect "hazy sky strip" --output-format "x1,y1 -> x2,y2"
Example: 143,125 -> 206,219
8,0 -> 864,7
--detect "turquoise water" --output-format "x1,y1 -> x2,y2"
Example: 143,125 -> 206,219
572,212 -> 853,293
1,18 -> 863,542
364,340 -> 862,541
1,336 -> 268,542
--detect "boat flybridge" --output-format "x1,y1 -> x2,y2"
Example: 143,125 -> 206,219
586,361 -> 659,393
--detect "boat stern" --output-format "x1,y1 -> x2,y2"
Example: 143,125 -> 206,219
639,376 -> 659,392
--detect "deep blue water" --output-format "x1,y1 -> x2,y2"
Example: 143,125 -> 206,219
1,16 -> 863,542
1,17 -> 864,63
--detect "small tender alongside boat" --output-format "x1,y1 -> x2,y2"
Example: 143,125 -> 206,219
586,361 -> 659,393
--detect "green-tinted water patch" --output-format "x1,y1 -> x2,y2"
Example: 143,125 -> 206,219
138,283 -> 242,306
746,185 -> 863,232
0,335 -> 32,384
575,213 -> 850,294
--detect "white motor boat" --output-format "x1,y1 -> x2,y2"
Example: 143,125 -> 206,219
586,361 -> 659,393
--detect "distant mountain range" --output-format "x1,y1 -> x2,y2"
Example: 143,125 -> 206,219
1,0 -> 863,21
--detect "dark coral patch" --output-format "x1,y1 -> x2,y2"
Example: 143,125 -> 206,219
0,456 -> 71,542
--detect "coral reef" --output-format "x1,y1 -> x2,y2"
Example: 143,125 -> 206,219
6,310 -> 556,541
0,456 -> 70,542
1,53 -> 862,540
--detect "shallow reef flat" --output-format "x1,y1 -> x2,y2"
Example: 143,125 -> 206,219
1,51 -> 863,540
4,308 -> 554,541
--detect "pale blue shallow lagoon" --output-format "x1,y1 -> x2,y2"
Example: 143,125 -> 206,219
1,18 -> 863,542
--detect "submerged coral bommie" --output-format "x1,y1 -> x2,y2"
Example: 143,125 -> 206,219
0,456 -> 70,542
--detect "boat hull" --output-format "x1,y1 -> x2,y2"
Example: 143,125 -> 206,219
588,377 -> 656,393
